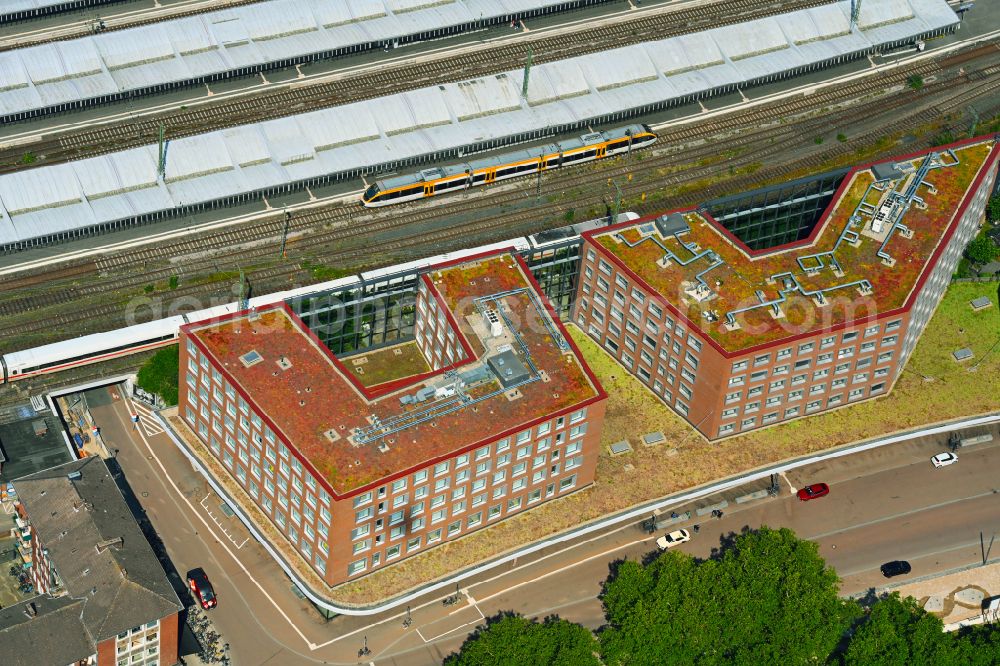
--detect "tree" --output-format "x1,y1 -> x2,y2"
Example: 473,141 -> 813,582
599,527 -> 860,665
136,345 -> 180,406
966,235 -> 999,265
988,193 -> 1000,223
844,593 -> 960,666
444,613 -> 600,666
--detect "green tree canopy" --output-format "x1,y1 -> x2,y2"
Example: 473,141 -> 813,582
966,235 -> 999,265
988,193 -> 1000,223
598,526 -> 860,666
136,345 -> 179,406
444,613 -> 601,666
845,593 -> 959,666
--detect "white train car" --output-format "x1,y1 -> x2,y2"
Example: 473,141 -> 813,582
2,315 -> 186,382
0,223 -> 639,383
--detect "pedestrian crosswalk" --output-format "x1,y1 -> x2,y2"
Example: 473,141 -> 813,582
131,401 -> 165,436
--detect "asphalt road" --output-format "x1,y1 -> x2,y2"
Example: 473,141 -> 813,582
89,386 -> 1000,665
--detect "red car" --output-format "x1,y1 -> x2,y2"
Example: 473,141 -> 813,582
186,568 -> 217,609
797,483 -> 829,501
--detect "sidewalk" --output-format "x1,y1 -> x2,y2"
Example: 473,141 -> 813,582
890,560 -> 1000,626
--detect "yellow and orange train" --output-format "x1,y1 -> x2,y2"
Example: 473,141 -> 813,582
361,124 -> 657,207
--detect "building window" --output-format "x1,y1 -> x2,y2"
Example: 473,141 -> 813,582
488,505 -> 502,520
732,360 -> 748,372
348,559 -> 367,576
560,475 -> 577,491
718,424 -> 735,435
785,406 -> 800,418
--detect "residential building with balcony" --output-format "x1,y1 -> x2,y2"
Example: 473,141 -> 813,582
179,251 -> 606,586
574,137 -> 998,439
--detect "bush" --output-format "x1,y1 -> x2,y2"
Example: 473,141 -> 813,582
988,194 -> 1000,223
837,133 -> 848,143
954,257 -> 973,279
966,235 -> 999,265
907,74 -> 924,91
136,346 -> 179,406
814,136 -> 824,145
168,275 -> 179,290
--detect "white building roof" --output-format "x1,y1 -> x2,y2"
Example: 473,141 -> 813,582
0,0 -> 957,249
0,0 -> 584,120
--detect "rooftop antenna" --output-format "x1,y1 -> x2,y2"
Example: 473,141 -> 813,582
521,47 -> 533,99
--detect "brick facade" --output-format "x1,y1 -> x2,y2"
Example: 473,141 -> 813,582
573,140 -> 998,440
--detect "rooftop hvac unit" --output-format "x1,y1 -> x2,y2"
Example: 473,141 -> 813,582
483,309 -> 503,337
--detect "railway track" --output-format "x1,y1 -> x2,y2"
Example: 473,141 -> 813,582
0,0 -> 836,173
0,49 -> 995,349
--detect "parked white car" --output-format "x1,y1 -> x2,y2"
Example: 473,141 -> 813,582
931,452 -> 958,468
656,529 -> 691,550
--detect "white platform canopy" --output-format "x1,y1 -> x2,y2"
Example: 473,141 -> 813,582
0,0 -> 595,120
0,0 -> 957,249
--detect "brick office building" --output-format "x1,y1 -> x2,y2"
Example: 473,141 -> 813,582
179,252 -> 606,586
0,457 -> 182,666
574,138 -> 998,439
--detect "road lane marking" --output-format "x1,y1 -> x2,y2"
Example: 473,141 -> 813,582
838,538 -> 994,578
806,489 -> 999,541
472,536 -> 649,607
119,395 -> 317,648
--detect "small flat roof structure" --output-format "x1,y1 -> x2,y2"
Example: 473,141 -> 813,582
587,139 -> 995,354
871,161 -> 905,181
0,414 -> 72,484
953,347 -> 974,361
971,296 -> 992,310
488,351 -> 530,389
186,253 -> 602,495
609,440 -> 632,456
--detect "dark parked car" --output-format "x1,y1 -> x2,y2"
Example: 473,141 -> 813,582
186,568 -> 217,609
797,483 -> 830,501
880,560 -> 912,578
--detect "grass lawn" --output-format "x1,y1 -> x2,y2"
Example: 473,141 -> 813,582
348,341 -> 430,388
309,283 -> 1000,605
